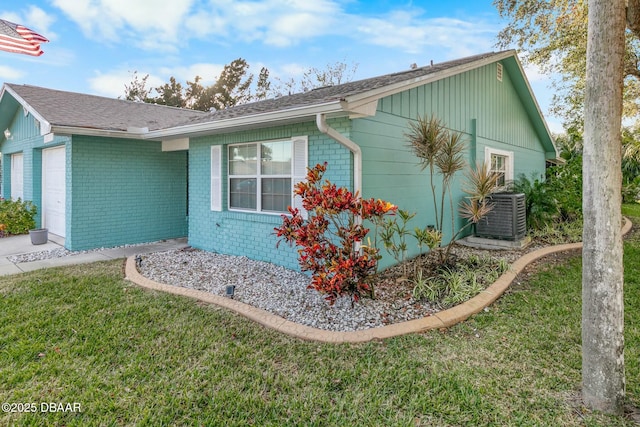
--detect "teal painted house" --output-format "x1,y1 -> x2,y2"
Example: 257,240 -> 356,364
0,84 -> 206,250
0,50 -> 556,270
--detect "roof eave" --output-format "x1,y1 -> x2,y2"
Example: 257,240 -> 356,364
2,84 -> 52,135
144,100 -> 347,140
50,125 -> 148,139
502,55 -> 558,158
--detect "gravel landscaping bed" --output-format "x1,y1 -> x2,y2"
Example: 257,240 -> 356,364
136,243 -> 539,332
137,248 -> 439,331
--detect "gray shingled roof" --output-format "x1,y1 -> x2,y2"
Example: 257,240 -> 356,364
3,51 -> 507,134
181,51 -> 504,126
4,84 -> 207,132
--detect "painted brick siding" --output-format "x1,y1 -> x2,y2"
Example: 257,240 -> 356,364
66,136 -> 187,250
188,119 -> 352,271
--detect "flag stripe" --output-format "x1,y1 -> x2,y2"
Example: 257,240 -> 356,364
0,19 -> 48,56
16,25 -> 49,43
0,35 -> 44,56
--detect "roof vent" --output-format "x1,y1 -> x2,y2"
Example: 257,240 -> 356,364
497,63 -> 503,82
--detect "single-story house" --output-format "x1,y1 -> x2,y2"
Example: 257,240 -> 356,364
0,85 -> 208,250
0,50 -> 556,270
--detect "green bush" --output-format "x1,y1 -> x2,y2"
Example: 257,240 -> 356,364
622,176 -> 640,203
510,173 -> 557,229
545,154 -> 583,222
0,198 -> 37,235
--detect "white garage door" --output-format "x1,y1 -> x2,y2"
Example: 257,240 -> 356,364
11,153 -> 23,200
42,146 -> 66,237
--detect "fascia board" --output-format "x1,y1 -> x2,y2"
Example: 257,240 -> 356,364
144,101 -> 346,140
3,85 -> 52,135
509,56 -> 558,157
50,125 -> 147,139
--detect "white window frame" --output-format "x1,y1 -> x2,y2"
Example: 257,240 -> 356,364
484,147 -> 514,189
213,136 -> 307,215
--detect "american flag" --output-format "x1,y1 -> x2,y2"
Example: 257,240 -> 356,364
0,19 -> 49,56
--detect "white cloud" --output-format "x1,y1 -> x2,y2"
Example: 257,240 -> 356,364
52,0 -> 195,50
158,63 -> 224,86
0,65 -> 23,81
355,13 -> 497,57
522,61 -> 549,84
48,0 -> 500,60
88,69 -> 165,98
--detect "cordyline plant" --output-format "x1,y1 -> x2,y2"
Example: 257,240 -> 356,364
275,163 -> 397,305
406,114 -> 500,265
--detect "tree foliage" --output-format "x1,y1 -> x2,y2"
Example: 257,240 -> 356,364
270,60 -> 358,96
495,0 -> 640,127
123,59 -> 357,111
122,71 -> 153,103
154,76 -> 186,108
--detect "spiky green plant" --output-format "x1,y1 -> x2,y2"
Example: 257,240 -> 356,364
406,115 -> 469,264
406,115 -> 448,231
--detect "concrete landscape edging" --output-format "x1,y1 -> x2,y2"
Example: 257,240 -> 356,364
124,218 -> 633,343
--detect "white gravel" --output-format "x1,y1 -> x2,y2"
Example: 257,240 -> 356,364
7,242 -> 153,264
137,248 -> 438,332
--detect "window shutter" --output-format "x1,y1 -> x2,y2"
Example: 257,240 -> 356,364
211,145 -> 222,211
292,136 -> 308,219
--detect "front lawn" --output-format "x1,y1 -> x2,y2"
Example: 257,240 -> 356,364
1,215 -> 639,425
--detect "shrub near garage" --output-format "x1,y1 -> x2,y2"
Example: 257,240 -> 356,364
0,198 -> 36,235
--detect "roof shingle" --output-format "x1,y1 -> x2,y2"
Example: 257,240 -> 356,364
182,51 -> 504,125
4,84 -> 207,132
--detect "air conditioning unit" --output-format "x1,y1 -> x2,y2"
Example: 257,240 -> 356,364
475,192 -> 526,241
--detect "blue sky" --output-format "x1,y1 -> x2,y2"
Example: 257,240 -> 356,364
0,0 -> 561,133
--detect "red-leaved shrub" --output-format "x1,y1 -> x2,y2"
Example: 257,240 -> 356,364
275,163 -> 397,305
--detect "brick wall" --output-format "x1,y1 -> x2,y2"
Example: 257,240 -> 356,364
66,136 -> 188,250
188,119 -> 352,271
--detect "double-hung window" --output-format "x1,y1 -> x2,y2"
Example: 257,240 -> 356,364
485,147 -> 514,188
224,137 -> 306,214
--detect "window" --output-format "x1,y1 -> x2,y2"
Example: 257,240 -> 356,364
485,147 -> 514,188
222,137 -> 306,214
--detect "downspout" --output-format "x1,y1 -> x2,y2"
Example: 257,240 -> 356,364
316,113 -> 363,252
315,113 -> 362,196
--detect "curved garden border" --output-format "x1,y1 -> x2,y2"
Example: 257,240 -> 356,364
124,218 -> 632,343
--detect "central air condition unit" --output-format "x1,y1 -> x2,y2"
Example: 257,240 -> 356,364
475,192 -> 526,241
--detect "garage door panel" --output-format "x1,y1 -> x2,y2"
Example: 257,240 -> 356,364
43,146 -> 66,237
11,153 -> 23,200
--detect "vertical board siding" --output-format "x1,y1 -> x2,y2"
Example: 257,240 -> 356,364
187,119 -> 352,271
67,136 -> 188,250
353,61 -> 549,269
373,62 -> 544,168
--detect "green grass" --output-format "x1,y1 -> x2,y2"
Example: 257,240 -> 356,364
1,211 -> 639,425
